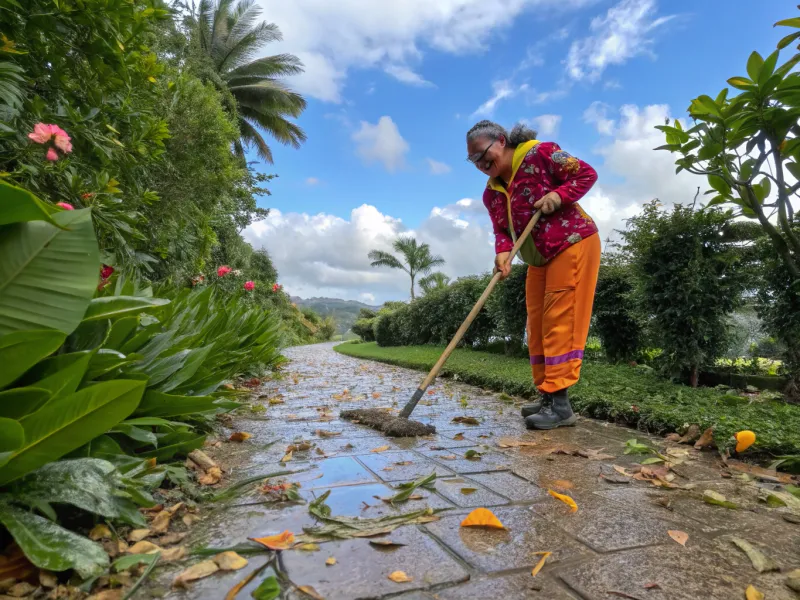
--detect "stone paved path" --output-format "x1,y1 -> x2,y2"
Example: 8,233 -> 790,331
153,343 -> 800,600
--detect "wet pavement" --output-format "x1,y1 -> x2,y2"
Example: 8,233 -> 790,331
143,343 -> 800,600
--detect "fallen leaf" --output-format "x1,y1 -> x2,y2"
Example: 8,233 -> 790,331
427,389 -> 435,395
316,430 -> 341,438
39,571 -> 57,588
460,507 -> 505,529
694,427 -> 714,449
728,461 -> 793,484
173,560 -> 219,587
665,433 -> 682,442
198,466 -> 222,485
613,466 -> 632,477
388,571 -> 413,583
297,585 -> 325,600
89,524 -> 112,541
229,432 -> 252,442
644,583 -> 661,590
530,551 -> 551,577
758,487 -> 800,510
150,510 -> 172,534
439,454 -> 457,460
372,392 -> 382,399
785,569 -> 800,592
496,437 -> 538,448
368,540 -> 407,548
161,546 -> 187,562
128,528 -> 151,542
460,488 -> 478,495
678,424 -> 701,444
269,397 -> 285,405
371,445 -> 390,453
326,557 -> 336,566
159,532 -> 188,546
183,513 -> 199,527
703,490 -> 739,510
213,551 -> 248,571
248,575 -> 280,600
281,450 -> 293,463
127,541 -> 162,554
745,585 -> 764,600
641,457 -> 665,465
7,582 -> 37,597
550,480 -> 574,490
464,449 -> 482,460
167,501 -> 185,514
577,448 -> 615,461
249,531 -> 295,551
395,461 -> 413,466
730,538 -> 779,573
453,433 -> 465,441
296,543 -> 320,552
667,530 -> 688,547
548,489 -> 578,513
451,416 -> 480,425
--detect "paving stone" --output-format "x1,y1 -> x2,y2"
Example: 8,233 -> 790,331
531,492 -> 689,552
356,450 -> 456,482
559,543 -> 799,600
434,477 -> 510,507
284,456 -> 378,490
279,525 -> 469,600
424,505 -> 591,573
313,435 -> 405,457
512,454 -> 610,493
418,446 -> 510,474
467,471 -> 547,502
432,572 -> 580,599
300,482 -> 401,519
191,503 -> 317,549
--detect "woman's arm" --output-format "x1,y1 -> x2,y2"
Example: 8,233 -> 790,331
483,189 -> 514,254
538,142 -> 598,205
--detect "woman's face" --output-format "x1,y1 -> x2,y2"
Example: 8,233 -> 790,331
466,135 -> 508,178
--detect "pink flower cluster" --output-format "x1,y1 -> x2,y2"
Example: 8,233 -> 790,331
244,281 -> 255,291
28,123 -> 73,161
217,265 -> 232,277
272,283 -> 282,292
98,264 -> 114,291
216,265 -> 255,291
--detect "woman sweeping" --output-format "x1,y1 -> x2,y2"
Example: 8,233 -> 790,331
466,120 -> 600,430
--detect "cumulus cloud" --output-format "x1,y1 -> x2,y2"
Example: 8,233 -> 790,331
471,80 -> 528,117
583,101 -> 616,135
352,116 -> 409,172
526,114 -> 562,137
426,158 -> 452,175
385,65 -> 434,87
566,0 -> 675,83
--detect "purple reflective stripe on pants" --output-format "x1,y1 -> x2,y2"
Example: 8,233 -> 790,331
529,350 -> 584,366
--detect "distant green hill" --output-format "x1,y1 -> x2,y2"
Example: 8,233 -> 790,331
291,296 -> 380,334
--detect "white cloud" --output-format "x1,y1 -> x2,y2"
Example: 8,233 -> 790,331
258,0 -> 595,102
352,116 -> 409,172
385,65 -> 434,87
426,158 -> 452,175
243,201 -> 496,304
566,0 -> 675,83
305,177 -> 320,186
583,101 -> 616,135
471,80 -> 527,117
526,114 -> 562,137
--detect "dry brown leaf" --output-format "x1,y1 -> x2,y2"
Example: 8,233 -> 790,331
644,583 -> 661,590
453,433 -> 465,441
316,430 -> 341,438
531,551 -> 552,577
577,448 -> 615,461
395,461 -> 413,466
370,445 -> 390,453
745,585 -> 764,600
298,585 -> 325,599
173,560 -> 219,587
727,460 -> 793,484
128,528 -> 151,542
326,557 -> 337,566
7,582 -> 37,597
161,546 -> 187,562
159,532 -> 188,546
372,392 -> 382,399
460,488 -> 478,495
127,541 -> 162,554
439,454 -> 457,460
213,551 -> 248,571
89,524 -> 111,541
613,466 -> 632,477
198,466 -> 222,486
678,424 -> 701,444
167,502 -> 184,514
150,510 -> 172,534
249,530 -> 295,551
667,530 -> 688,547
497,438 -> 538,448
694,427 -> 714,449
183,513 -> 199,527
229,432 -> 252,443
39,571 -> 57,588
451,416 -> 479,425
85,590 -> 123,600
281,450 -> 294,463
388,571 -> 413,583
664,433 -> 682,442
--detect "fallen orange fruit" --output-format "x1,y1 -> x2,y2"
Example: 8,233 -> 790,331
734,430 -> 756,453
460,507 -> 505,529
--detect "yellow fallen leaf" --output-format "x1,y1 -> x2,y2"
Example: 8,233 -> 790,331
460,507 -> 505,529
745,585 -> 764,600
127,541 -> 162,554
298,585 -> 324,599
213,551 -> 248,571
172,560 -> 219,587
249,531 -> 295,551
150,510 -> 172,534
326,557 -> 336,566
281,450 -> 293,463
296,543 -> 320,552
128,528 -> 151,542
667,530 -> 688,546
531,551 -> 552,577
161,546 -> 187,562
497,438 -> 538,448
89,524 -> 112,541
269,397 -> 285,405
388,571 -> 413,583
371,445 -> 390,453
198,466 -> 222,485
229,432 -> 252,443
548,489 -> 578,513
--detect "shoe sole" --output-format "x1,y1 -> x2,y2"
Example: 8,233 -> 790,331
527,415 -> 578,430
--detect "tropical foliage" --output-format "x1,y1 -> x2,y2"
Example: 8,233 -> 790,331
368,237 -> 445,300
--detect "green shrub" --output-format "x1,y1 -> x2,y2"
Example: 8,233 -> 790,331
485,264 -> 527,355
352,308 -> 377,341
593,255 -> 641,362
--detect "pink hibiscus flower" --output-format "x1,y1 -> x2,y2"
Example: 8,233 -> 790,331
244,281 -> 255,291
217,265 -> 232,277
29,123 -> 73,160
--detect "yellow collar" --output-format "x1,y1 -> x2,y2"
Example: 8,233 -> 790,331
486,139 -> 540,192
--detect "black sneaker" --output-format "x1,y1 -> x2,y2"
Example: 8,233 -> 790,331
521,393 -> 552,418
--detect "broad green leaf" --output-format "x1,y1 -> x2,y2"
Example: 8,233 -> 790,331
120,417 -> 181,428
0,503 -> 108,578
774,17 -> 800,28
86,349 -> 138,380
0,209 -> 99,335
134,349 -> 189,386
777,30 -> 800,50
138,432 -> 205,461
25,351 -> 92,400
740,158 -> 757,181
157,344 -> 214,392
111,424 -> 158,447
0,330 -> 66,389
707,174 -> 731,196
785,161 -> 800,181
0,379 -> 146,485
0,181 -> 59,227
104,317 -> 139,350
759,50 -> 780,86
753,178 -> 771,202
81,296 -> 169,322
727,76 -> 754,90
252,576 -> 281,600
0,387 -> 51,420
692,95 -> 721,116
112,553 -> 158,573
9,458 -> 146,526
0,417 -> 24,468
653,144 -> 682,152
133,390 -> 221,417
746,51 -> 764,81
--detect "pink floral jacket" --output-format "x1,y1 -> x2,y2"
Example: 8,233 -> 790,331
482,140 -> 598,266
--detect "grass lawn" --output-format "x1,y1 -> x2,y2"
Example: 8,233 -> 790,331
334,342 -> 800,456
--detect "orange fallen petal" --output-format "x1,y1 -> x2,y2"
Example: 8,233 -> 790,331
531,551 -> 552,577
248,530 -> 295,551
548,489 -> 578,513
460,507 -> 505,529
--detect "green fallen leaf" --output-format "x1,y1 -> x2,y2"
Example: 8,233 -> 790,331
641,457 -> 665,465
730,537 -> 779,573
759,488 -> 800,511
464,450 -> 482,460
251,575 -> 280,600
460,488 -> 478,495
387,471 -> 437,503
703,490 -> 739,510
624,439 -> 653,455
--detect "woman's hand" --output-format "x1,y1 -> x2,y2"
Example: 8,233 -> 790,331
534,191 -> 562,214
494,252 -> 512,280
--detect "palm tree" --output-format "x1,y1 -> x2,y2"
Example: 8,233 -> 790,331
419,272 -> 451,295
192,0 -> 306,163
368,237 -> 445,300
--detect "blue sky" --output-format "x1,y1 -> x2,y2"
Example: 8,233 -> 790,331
243,0 -> 798,304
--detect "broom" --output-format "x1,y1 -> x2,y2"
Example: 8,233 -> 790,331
341,210 -> 543,437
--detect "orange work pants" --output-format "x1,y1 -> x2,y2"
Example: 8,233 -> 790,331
526,233 -> 600,394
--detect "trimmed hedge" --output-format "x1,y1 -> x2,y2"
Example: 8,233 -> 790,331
334,342 -> 800,455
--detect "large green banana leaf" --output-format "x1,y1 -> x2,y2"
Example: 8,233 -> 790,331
0,329 -> 66,389
0,418 -> 24,468
0,181 -> 60,227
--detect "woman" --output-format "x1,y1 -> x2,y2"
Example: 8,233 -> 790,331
466,120 -> 600,430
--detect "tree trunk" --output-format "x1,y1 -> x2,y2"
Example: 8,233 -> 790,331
689,365 -> 699,388
410,276 -> 415,300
